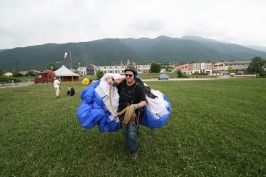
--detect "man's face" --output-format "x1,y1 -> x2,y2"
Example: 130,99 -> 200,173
125,71 -> 134,83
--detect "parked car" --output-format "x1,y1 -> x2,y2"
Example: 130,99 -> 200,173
158,74 -> 169,80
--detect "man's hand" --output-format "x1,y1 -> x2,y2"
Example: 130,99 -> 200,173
109,80 -> 119,86
132,104 -> 139,110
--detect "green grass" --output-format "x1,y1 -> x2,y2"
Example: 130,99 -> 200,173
0,78 -> 265,176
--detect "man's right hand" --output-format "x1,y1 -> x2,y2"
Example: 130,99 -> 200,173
109,80 -> 119,86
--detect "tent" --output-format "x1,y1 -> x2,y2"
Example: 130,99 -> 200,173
55,65 -> 80,82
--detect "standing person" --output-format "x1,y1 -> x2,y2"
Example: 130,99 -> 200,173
53,77 -> 60,98
108,65 -> 146,159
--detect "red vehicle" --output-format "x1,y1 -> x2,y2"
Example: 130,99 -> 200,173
34,70 -> 55,84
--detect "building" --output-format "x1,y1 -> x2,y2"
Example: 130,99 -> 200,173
86,64 -> 98,75
78,60 -> 150,76
76,67 -> 87,76
76,64 -> 97,76
98,65 -> 126,74
175,62 -> 213,74
4,72 -> 13,76
213,61 -> 251,75
175,63 -> 190,74
97,64 -> 150,75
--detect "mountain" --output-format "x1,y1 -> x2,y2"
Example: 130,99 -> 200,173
1,36 -> 266,72
181,36 -> 266,58
181,35 -> 221,43
245,45 -> 266,52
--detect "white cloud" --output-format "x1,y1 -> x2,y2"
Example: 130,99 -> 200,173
1,0 -> 266,49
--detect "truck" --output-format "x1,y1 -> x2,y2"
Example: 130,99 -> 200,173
34,70 -> 55,84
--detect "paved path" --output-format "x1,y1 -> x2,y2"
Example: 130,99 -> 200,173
0,82 -> 35,88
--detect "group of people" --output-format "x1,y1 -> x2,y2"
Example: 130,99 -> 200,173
53,77 -> 75,98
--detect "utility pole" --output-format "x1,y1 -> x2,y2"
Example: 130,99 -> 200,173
70,51 -> 73,82
70,51 -> 72,70
16,62 -> 20,85
78,63 -> 81,75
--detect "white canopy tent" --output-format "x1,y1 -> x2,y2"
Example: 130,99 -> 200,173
55,65 -> 80,82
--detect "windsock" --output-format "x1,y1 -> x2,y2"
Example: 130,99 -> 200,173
63,52 -> 68,61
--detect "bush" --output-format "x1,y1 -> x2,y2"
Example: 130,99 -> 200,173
0,76 -> 20,83
176,69 -> 183,78
96,70 -> 104,80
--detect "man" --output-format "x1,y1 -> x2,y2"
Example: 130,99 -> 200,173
53,77 -> 60,98
108,65 -> 146,159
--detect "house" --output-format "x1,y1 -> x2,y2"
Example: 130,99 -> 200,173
4,72 -> 13,76
175,63 -> 190,74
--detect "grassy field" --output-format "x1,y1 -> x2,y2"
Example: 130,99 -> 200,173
0,78 -> 265,176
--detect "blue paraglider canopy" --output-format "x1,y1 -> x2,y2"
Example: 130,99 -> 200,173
76,74 -> 171,132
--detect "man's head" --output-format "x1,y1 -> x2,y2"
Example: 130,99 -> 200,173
124,65 -> 137,83
124,66 -> 137,76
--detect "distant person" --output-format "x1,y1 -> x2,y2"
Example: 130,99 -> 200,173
67,86 -> 75,96
53,77 -> 60,98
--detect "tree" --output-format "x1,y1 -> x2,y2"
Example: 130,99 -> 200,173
47,64 -> 59,71
247,57 -> 266,77
150,62 -> 161,73
27,70 -> 35,76
177,69 -> 183,78
12,72 -> 23,77
228,66 -> 232,73
96,70 -> 104,80
0,67 -> 4,76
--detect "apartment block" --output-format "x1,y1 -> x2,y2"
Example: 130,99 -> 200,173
213,61 -> 251,74
175,62 -> 213,74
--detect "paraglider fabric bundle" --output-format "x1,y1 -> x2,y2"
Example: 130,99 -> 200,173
76,74 -> 171,132
82,77 -> 92,86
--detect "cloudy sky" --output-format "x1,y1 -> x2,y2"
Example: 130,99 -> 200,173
1,0 -> 266,49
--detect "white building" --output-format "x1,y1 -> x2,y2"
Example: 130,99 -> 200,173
97,64 -> 150,74
76,67 -> 87,75
77,60 -> 150,76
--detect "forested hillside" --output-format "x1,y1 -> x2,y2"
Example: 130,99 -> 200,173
1,36 -> 266,71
